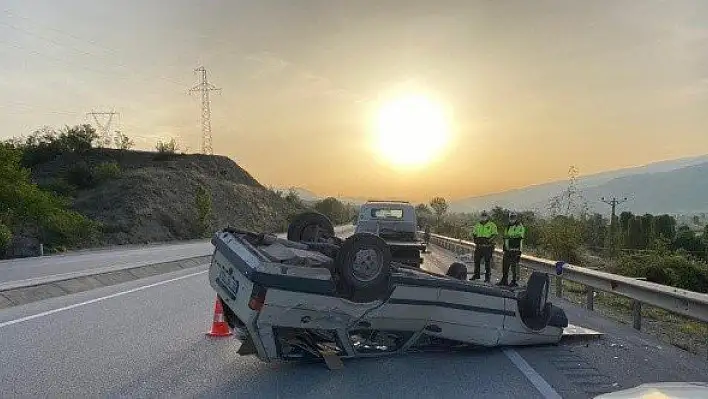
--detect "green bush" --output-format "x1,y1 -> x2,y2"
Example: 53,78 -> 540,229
614,253 -> 708,293
540,216 -> 583,264
93,161 -> 121,182
154,139 -> 178,161
0,144 -> 98,254
18,125 -> 100,167
195,186 -> 213,237
66,163 -> 95,188
0,223 -> 11,250
39,179 -> 77,197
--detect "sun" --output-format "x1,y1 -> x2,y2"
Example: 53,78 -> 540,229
374,94 -> 451,168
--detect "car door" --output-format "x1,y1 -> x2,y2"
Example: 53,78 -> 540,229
425,285 -> 509,346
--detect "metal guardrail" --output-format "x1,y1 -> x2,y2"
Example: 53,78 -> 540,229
427,233 -> 708,330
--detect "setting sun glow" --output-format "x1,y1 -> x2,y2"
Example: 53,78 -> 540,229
374,94 -> 451,168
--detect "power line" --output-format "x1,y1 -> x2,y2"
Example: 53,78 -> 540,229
189,66 -> 221,155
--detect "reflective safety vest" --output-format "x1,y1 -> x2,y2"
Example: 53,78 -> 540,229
472,221 -> 498,246
504,224 -> 526,251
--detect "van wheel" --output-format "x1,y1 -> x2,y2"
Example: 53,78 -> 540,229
287,212 -> 335,243
335,233 -> 391,301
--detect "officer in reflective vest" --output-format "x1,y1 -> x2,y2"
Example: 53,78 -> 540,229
471,210 -> 498,282
499,212 -> 526,287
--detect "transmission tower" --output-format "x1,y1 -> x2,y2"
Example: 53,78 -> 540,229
189,66 -> 221,155
87,110 -> 120,148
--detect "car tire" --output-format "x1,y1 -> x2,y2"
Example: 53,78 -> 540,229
287,212 -> 335,243
518,272 -> 552,330
526,272 -> 550,314
446,262 -> 467,280
334,233 -> 391,301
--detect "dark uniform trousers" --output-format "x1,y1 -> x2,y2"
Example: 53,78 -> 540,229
473,245 -> 494,281
502,250 -> 522,284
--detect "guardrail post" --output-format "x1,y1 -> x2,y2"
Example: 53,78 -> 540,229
555,276 -> 563,298
39,244 -> 44,257
586,287 -> 594,310
632,300 -> 642,330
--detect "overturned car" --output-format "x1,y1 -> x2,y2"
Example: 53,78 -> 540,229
208,212 -> 568,367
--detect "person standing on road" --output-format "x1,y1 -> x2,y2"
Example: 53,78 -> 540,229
471,210 -> 498,283
498,212 -> 526,287
423,225 -> 431,246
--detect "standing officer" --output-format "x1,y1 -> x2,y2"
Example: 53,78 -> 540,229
471,210 -> 498,283
499,212 -> 526,287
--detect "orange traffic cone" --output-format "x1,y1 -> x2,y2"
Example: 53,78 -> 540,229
206,297 -> 232,337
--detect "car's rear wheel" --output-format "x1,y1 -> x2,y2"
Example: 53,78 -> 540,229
287,212 -> 335,243
518,272 -> 552,330
334,233 -> 391,302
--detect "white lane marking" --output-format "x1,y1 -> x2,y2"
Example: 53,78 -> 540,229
0,270 -> 207,329
504,348 -> 563,399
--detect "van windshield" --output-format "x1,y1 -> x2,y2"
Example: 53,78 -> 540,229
370,208 -> 404,219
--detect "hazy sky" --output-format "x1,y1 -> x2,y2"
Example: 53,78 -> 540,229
1,1 -> 707,202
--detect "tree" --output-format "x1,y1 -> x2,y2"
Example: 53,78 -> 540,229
429,197 -> 448,226
639,214 -> 655,249
414,203 -> 434,228
284,189 -> 304,207
156,138 -> 178,154
583,213 -> 607,250
693,215 -> 700,225
0,144 -> 98,252
540,215 -> 583,264
314,197 -> 348,224
654,214 -> 677,241
626,216 -> 643,249
113,131 -> 134,150
619,211 -> 633,237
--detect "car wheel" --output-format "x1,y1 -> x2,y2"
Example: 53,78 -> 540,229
335,233 -> 391,300
287,212 -> 335,243
518,272 -> 552,330
526,272 -> 550,314
446,262 -> 467,280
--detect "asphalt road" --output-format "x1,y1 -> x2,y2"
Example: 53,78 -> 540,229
0,243 -> 706,398
0,225 -> 355,286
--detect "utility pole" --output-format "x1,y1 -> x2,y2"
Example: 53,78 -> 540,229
87,110 -> 120,148
189,66 -> 221,155
601,196 -> 628,259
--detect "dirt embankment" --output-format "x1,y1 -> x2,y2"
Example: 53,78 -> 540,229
10,149 -> 305,254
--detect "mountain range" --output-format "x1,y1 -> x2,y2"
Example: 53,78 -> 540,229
449,154 -> 708,215
284,153 -> 708,215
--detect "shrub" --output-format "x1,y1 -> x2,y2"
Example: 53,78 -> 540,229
613,253 -> 708,293
540,216 -> 583,264
39,179 -> 77,197
113,131 -> 134,150
93,161 -> 121,182
0,144 -> 99,253
195,186 -> 213,237
66,163 -> 95,189
0,223 -> 11,250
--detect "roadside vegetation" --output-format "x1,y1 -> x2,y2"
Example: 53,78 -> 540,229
419,196 -> 708,355
0,126 -> 102,257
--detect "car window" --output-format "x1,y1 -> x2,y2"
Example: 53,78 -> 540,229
370,208 -> 404,219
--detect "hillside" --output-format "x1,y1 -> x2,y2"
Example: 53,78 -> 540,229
19,149 -> 305,250
450,155 -> 708,214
